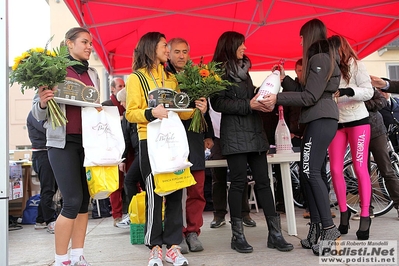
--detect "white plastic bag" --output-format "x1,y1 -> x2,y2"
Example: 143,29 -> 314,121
81,106 -> 125,166
147,111 -> 192,174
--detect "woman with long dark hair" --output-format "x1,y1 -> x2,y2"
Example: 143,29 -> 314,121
210,31 -> 294,254
264,19 -> 342,255
125,32 -> 203,266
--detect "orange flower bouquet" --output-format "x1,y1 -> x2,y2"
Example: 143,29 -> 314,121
175,59 -> 233,133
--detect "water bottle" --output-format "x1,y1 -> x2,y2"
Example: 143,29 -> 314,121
256,59 -> 285,101
275,105 -> 293,154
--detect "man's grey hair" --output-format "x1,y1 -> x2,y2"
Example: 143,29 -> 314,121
167,37 -> 190,52
110,77 -> 123,88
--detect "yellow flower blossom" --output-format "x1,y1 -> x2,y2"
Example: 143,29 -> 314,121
22,51 -> 30,59
14,56 -> 22,64
33,47 -> 45,53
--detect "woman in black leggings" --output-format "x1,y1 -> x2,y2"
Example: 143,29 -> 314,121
264,18 -> 342,256
32,27 -> 98,266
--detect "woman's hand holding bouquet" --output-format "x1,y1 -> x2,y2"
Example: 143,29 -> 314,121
175,59 -> 234,133
9,36 -> 82,128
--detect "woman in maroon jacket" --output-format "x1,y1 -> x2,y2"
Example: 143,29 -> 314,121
32,27 -> 99,266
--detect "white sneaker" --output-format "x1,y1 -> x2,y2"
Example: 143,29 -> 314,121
116,214 -> 131,229
73,255 -> 91,266
34,222 -> 47,230
165,245 -> 188,266
47,221 -> 56,234
148,246 -> 163,266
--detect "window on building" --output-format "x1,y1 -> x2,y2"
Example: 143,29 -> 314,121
388,64 -> 399,80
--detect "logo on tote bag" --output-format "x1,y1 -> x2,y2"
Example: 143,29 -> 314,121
156,132 -> 177,148
174,169 -> 185,175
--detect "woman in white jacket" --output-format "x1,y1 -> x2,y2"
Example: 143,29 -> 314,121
328,35 -> 374,241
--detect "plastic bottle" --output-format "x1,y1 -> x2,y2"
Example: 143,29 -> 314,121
275,105 -> 293,154
256,59 -> 285,101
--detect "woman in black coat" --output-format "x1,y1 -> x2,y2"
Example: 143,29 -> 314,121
210,31 -> 293,254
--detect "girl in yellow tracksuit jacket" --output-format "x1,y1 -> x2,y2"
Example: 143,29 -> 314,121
125,32 -> 203,265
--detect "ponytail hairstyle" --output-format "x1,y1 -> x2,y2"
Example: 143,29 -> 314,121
63,27 -> 91,50
133,32 -> 166,74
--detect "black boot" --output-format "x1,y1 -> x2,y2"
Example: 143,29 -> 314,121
300,222 -> 321,249
230,217 -> 253,253
266,214 -> 294,252
312,226 -> 341,256
356,216 -> 371,240
338,209 -> 351,234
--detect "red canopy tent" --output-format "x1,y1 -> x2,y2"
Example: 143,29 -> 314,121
64,0 -> 399,75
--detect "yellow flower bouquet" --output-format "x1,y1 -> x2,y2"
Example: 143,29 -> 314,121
9,37 -> 82,129
175,59 -> 234,133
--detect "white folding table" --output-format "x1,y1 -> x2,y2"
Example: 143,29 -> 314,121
205,152 -> 300,236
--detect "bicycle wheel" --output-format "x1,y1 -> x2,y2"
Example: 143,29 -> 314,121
343,160 -> 393,217
390,151 -> 399,177
290,161 -> 305,208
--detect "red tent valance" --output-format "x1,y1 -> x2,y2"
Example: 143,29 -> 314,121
65,0 -> 399,75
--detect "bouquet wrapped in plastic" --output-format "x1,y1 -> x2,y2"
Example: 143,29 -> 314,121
175,59 -> 234,133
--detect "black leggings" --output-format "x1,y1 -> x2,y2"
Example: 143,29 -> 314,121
300,118 -> 337,228
226,151 -> 276,218
300,155 -> 329,209
48,140 -> 89,219
124,148 -> 144,204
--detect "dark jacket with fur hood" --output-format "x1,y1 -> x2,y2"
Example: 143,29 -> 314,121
276,39 -> 341,124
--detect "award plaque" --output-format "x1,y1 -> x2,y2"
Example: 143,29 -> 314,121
54,77 -> 101,107
148,88 -> 191,111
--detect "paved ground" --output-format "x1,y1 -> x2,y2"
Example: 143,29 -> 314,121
8,206 -> 399,266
